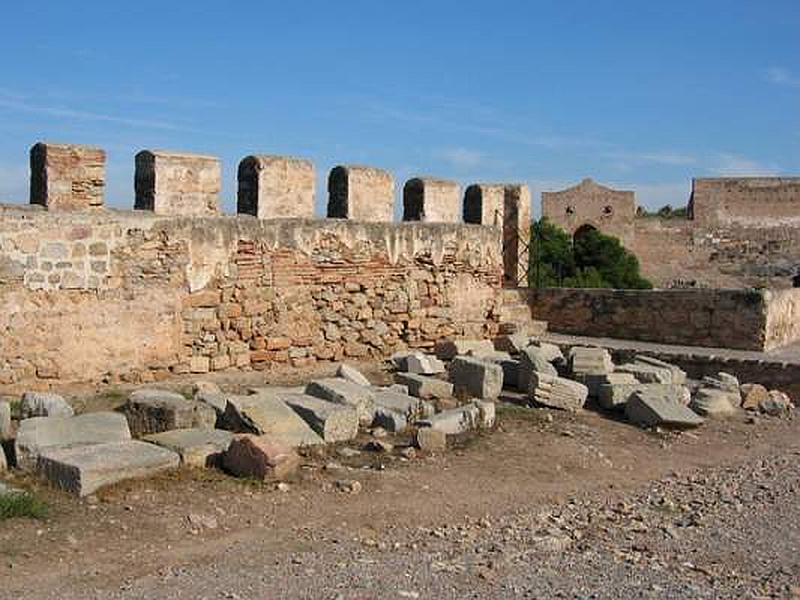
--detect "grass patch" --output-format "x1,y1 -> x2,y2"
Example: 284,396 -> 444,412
0,491 -> 49,521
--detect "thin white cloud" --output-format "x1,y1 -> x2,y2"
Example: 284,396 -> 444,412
712,153 -> 781,176
765,67 -> 800,88
436,147 -> 484,169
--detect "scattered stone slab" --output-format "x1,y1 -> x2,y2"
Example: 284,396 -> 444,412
394,373 -> 453,400
417,404 -> 480,435
625,390 -> 704,429
416,428 -> 446,452
598,381 -> 689,411
569,347 -> 613,378
374,390 -> 427,421
37,440 -> 180,497
221,393 -> 323,447
518,347 -> 558,394
283,394 -> 359,442
336,363 -> 371,387
435,339 -> 495,360
0,401 -> 11,441
493,333 -> 530,354
634,356 -> 687,385
192,382 -> 227,415
740,383 -> 769,411
123,389 -> 216,437
690,388 -> 739,418
222,434 -> 300,481
20,392 -> 74,419
760,390 -> 793,416
449,356 -> 503,400
533,342 -> 565,364
143,428 -> 235,467
528,372 -> 588,412
391,352 -> 446,375
372,406 -> 407,433
305,378 -> 375,426
15,412 -> 131,471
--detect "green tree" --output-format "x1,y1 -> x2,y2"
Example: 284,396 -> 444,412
528,219 -> 652,289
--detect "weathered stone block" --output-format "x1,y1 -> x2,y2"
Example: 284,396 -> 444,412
237,155 -> 315,219
221,393 -> 324,447
336,363 -> 371,387
463,184 -> 504,227
626,390 -> 704,429
394,373 -> 454,400
30,142 -> 105,210
473,399 -> 496,428
518,346 -> 558,394
449,356 -> 503,400
569,346 -> 614,378
123,389 -> 216,437
417,404 -> 480,435
598,381 -> 688,410
528,372 -> 588,412
15,412 -> 131,471
402,177 -> 460,223
0,401 -> 11,441
283,394 -> 359,442
416,427 -> 446,452
135,150 -> 220,216
372,406 -> 407,432
305,378 -> 375,425
143,428 -> 234,467
19,391 -> 74,419
689,387 -> 738,418
327,165 -> 394,222
740,383 -> 769,410
374,389 -> 426,421
435,339 -> 495,360
223,434 -> 299,481
37,440 -> 179,496
390,352 -> 445,375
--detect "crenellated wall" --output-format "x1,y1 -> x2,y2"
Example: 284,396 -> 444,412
0,205 -> 503,386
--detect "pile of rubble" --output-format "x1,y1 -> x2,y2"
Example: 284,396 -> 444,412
0,336 -> 793,498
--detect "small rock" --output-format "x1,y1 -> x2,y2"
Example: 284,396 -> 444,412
416,428 -> 446,452
222,434 -> 300,481
365,439 -> 393,453
335,479 -> 362,494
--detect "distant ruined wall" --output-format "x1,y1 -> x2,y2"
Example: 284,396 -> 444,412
544,178 -> 800,289
0,206 -> 502,386
522,287 -> 800,351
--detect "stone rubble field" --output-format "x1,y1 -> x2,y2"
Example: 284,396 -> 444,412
0,335 -> 794,499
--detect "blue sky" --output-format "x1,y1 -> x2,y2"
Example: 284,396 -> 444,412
0,0 -> 798,216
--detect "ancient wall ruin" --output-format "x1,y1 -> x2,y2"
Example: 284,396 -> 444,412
521,287 -> 800,351
543,178 -> 800,289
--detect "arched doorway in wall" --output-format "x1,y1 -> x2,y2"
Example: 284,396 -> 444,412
573,223 -> 599,242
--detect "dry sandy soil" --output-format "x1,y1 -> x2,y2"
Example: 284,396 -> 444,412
1,369 -> 799,599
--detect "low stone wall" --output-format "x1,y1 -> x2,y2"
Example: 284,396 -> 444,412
524,287 -> 799,351
0,205 -> 502,386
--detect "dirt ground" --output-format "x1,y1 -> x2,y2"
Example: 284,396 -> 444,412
2,371 -> 799,599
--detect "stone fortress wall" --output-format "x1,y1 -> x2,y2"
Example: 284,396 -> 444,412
542,177 -> 800,289
0,143 -> 535,387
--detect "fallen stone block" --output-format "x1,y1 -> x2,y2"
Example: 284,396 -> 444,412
472,400 -> 496,428
634,356 -> 687,385
528,372 -> 588,412
689,388 -> 739,417
222,434 -> 299,481
760,390 -> 793,416
305,378 -> 375,426
0,445 -> 6,472
598,380 -> 688,410
435,339 -> 495,360
416,428 -> 446,452
284,394 -> 359,442
493,333 -> 530,354
486,355 -> 519,390
15,412 -> 131,471
625,390 -> 704,429
336,363 -> 371,387
20,392 -> 74,419
417,404 -> 480,435
37,440 -> 179,496
0,401 -> 11,441
740,383 -> 769,411
221,393 -> 324,447
123,389 -> 216,437
569,347 -> 613,378
374,390 -> 426,421
533,342 -> 564,364
394,373 -> 453,400
391,352 -> 446,375
449,356 -> 503,400
518,346 -> 558,394
616,362 -> 672,384
701,372 -> 740,394
193,382 -> 227,415
372,406 -> 407,433
143,428 -> 235,468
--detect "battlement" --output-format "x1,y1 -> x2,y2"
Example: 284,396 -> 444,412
689,177 -> 800,225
